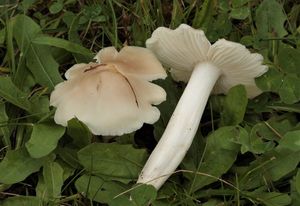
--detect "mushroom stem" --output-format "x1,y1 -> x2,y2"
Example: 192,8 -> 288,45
137,62 -> 221,189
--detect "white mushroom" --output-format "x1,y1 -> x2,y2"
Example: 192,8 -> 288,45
50,46 -> 167,136
137,24 -> 268,189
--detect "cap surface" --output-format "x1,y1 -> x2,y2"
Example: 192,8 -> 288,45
95,46 -> 168,81
50,46 -> 166,136
146,24 -> 268,98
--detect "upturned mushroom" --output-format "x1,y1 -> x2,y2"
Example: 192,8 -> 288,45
137,24 -> 268,189
50,46 -> 167,136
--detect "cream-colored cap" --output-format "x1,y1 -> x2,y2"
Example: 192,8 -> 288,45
50,46 -> 167,136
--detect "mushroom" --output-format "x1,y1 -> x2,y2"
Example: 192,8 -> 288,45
50,46 -> 167,136
137,24 -> 268,189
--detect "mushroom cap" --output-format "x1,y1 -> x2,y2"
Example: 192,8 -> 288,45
146,24 -> 268,98
50,46 -> 167,136
94,46 -> 167,81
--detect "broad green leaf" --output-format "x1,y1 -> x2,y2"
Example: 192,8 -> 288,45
256,68 -> 283,92
248,117 -> 296,141
0,76 -> 32,111
182,132 -> 205,175
67,118 -> 92,148
2,196 -> 44,206
278,75 -> 300,104
278,48 -> 300,74
220,85 -> 248,126
115,132 -> 135,145
109,197 -> 135,206
256,69 -> 300,104
59,160 -> 75,181
262,151 -> 300,182
210,95 -> 226,113
30,95 -> 51,116
78,143 -> 148,181
152,200 -> 173,206
36,174 -> 47,200
247,191 -> 291,206
63,11 -> 76,27
255,0 -> 287,39
209,12 -> 232,41
154,77 -> 183,140
240,35 -> 254,46
237,118 -> 296,154
7,13 -> 34,90
12,15 -> 62,90
0,184 -> 11,192
267,103 -> 300,113
49,0 -> 64,14
235,124 -> 275,154
240,131 -> 300,190
291,172 -> 300,206
20,0 -> 36,11
0,148 -> 44,184
12,49 -> 34,90
202,200 -> 223,206
232,0 -> 249,7
75,174 -> 129,204
41,169 -> 64,202
246,93 -> 272,113
230,7 -> 250,20
43,161 -> 64,199
57,147 -> 81,168
296,170 -> 300,194
219,0 -> 230,11
278,130 -> 300,152
130,184 -> 157,205
0,28 -> 5,44
36,162 -> 67,202
186,126 -> 243,192
25,44 -> 62,90
32,36 -> 94,58
25,123 -> 65,158
50,46 -> 74,65
82,4 -> 106,22
288,5 -> 300,32
3,12 -> 15,77
0,103 -> 11,148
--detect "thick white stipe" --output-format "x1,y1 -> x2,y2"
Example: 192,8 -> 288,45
137,63 -> 221,189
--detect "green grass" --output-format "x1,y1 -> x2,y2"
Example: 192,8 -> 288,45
0,0 -> 300,205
